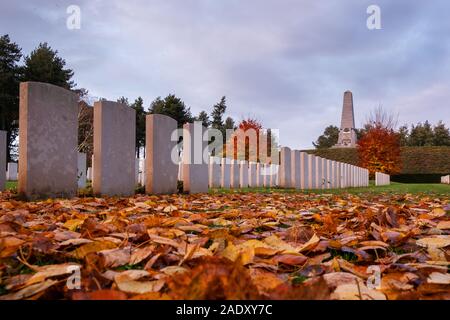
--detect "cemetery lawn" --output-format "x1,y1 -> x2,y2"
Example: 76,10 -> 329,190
0,184 -> 448,300
210,182 -> 450,196
5,181 -> 450,195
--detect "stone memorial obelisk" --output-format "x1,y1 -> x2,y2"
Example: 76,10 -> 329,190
334,91 -> 357,148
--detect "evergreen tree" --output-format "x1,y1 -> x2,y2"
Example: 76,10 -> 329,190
0,35 -> 22,162
408,121 -> 434,146
196,110 -> 210,128
210,96 -> 227,130
117,96 -> 129,106
149,94 -> 193,128
313,125 -> 339,149
23,42 -> 75,89
433,121 -> 450,146
224,116 -> 235,131
132,97 -> 147,157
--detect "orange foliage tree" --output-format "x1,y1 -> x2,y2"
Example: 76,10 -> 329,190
236,118 -> 263,160
357,124 -> 402,176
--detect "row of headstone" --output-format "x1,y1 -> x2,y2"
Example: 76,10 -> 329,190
375,172 -> 390,186
441,175 -> 450,184
208,157 -> 281,189
205,147 -> 370,190
276,147 -> 369,189
12,81 -> 373,198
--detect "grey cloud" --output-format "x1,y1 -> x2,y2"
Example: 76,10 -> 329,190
0,0 -> 449,149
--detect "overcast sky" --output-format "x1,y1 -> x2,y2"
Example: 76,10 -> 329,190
1,0 -> 449,149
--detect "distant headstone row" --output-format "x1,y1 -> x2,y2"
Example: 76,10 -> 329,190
206,150 -> 369,190
0,81 -> 376,197
375,172 -> 391,186
441,175 -> 450,184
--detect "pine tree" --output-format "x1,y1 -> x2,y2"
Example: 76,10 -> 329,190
196,111 -> 210,128
132,97 -> 147,157
210,96 -> 227,130
313,125 -> 339,149
0,34 -> 22,162
23,42 -> 75,89
149,94 -> 193,128
433,121 -> 450,146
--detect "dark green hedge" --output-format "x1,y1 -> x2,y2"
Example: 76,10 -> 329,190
391,174 -> 448,184
303,146 -> 450,178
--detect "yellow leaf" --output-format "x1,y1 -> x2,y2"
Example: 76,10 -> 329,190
70,240 -> 117,259
299,234 -> 320,253
63,219 -> 85,231
263,235 -> 300,254
429,208 -> 446,218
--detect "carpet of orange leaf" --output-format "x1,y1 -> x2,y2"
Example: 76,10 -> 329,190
0,191 -> 449,300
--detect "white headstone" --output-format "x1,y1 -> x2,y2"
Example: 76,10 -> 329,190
315,156 -> 323,189
77,152 -> 87,189
6,162 -> 18,181
209,156 -> 221,188
182,122 -> 208,193
221,157 -> 231,189
256,162 -> 263,187
239,160 -> 249,188
307,154 -> 316,189
230,159 -> 239,188
279,147 -> 292,188
248,162 -> 257,187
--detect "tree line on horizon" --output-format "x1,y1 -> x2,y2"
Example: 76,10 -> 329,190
313,120 -> 450,149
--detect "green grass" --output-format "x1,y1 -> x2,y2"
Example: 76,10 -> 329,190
6,181 -> 17,190
5,180 -> 449,196
210,182 -> 450,196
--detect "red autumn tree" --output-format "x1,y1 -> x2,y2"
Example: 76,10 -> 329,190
357,107 -> 402,176
223,118 -> 264,160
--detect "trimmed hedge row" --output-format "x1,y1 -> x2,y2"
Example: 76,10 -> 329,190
303,146 -> 450,178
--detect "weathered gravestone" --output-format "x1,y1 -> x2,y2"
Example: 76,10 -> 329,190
291,150 -> 301,189
230,159 -> 240,188
18,82 -> 78,199
77,152 -> 87,189
263,163 -> 270,187
239,160 -> 249,188
221,157 -> 231,189
279,147 -> 292,188
256,162 -> 263,187
307,154 -> 316,189
315,156 -> 323,189
93,100 -> 136,196
209,156 -> 221,188
248,162 -> 257,187
299,152 -> 309,189
182,122 -> 208,193
7,162 -> 18,181
146,114 -> 178,194
0,131 -> 6,191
